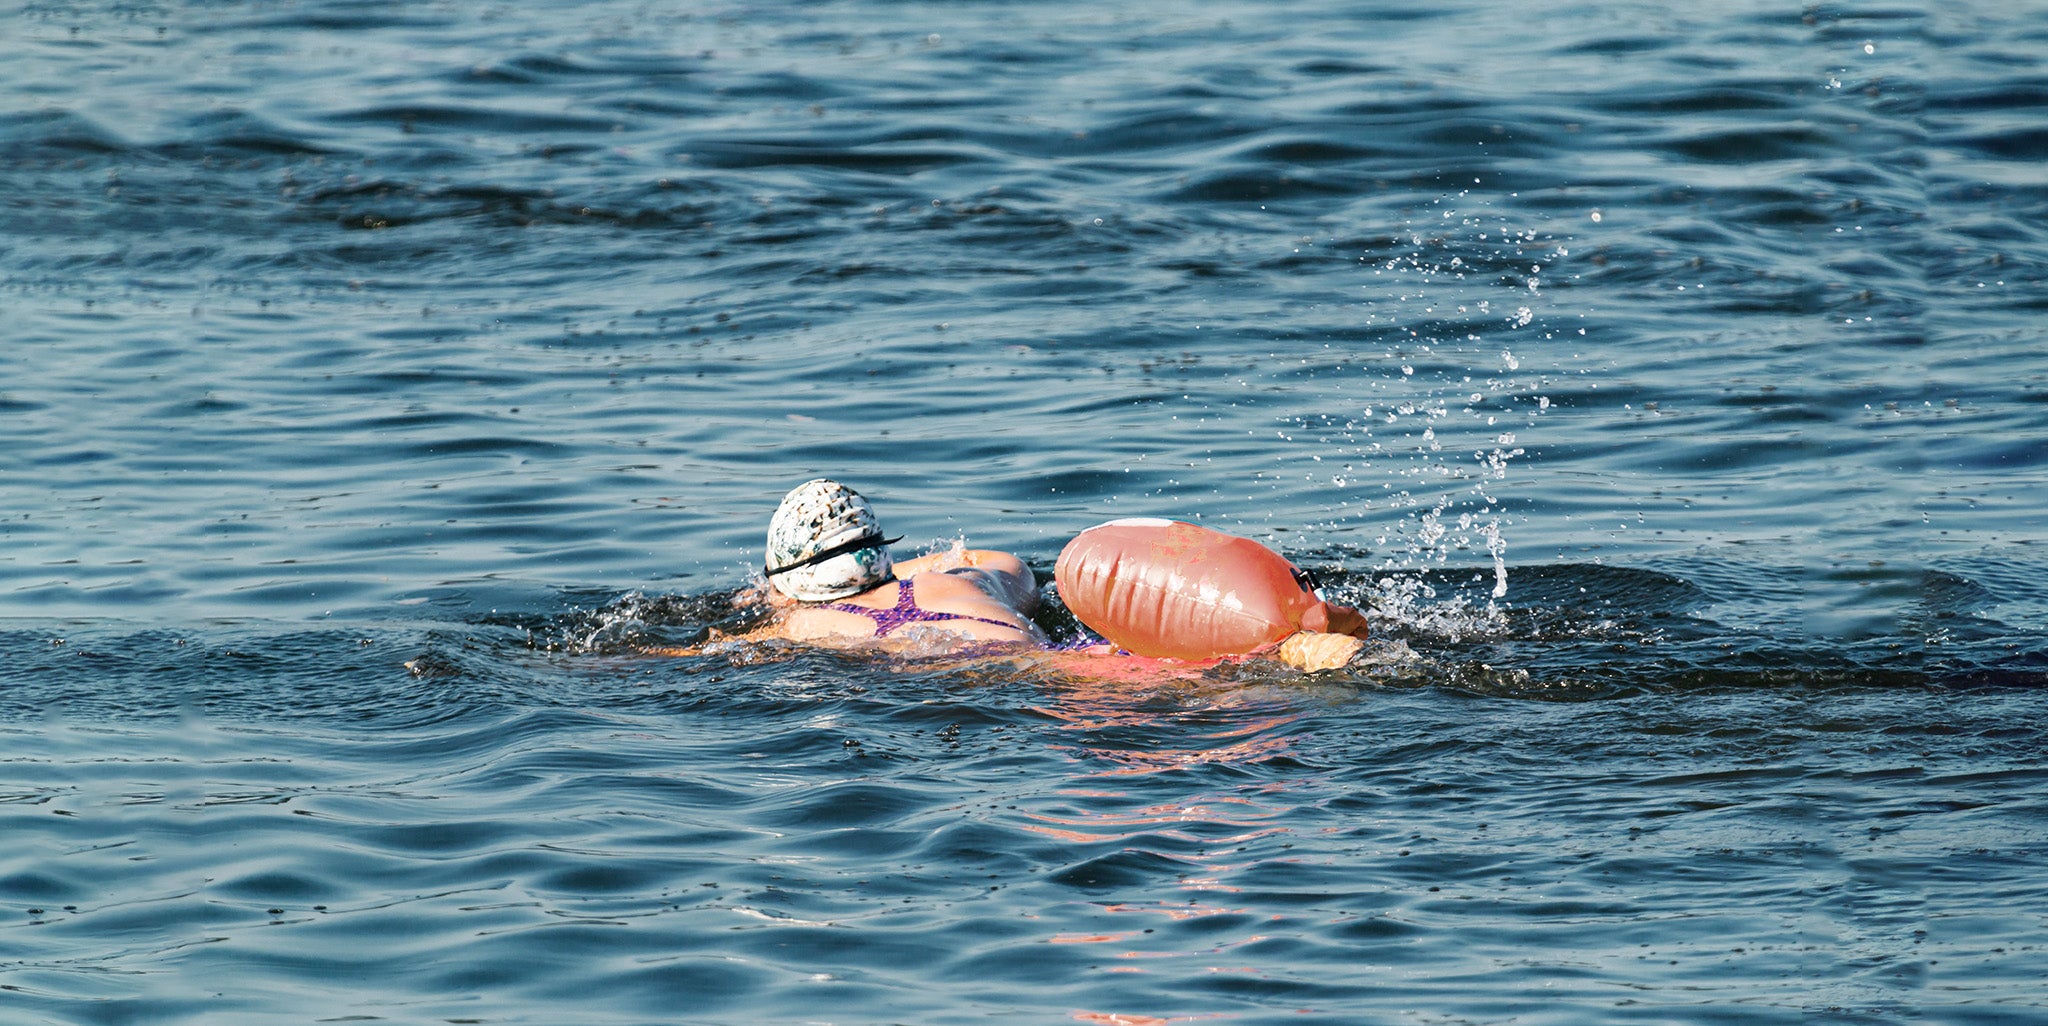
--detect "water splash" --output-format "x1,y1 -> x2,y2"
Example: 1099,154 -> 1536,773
1307,189 -> 1565,636
510,587 -> 758,655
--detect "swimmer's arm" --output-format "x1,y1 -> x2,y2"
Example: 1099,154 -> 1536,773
1272,597 -> 1371,671
1299,600 -> 1370,639
639,625 -> 784,658
638,593 -> 791,656
1273,631 -> 1365,672
638,625 -> 757,657
640,644 -> 703,657
1040,632 -> 1363,672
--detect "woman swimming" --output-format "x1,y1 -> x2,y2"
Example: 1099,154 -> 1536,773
656,479 -> 1366,670
698,478 -> 1047,650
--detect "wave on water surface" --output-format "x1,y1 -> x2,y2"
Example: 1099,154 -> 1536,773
5,0 -> 2048,1023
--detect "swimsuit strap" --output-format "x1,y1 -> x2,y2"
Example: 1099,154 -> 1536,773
819,578 -> 1025,638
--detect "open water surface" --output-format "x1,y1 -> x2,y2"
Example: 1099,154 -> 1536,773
4,1 -> 2047,1023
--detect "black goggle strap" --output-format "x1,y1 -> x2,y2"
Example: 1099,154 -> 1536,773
764,532 -> 902,578
1291,565 -> 1325,598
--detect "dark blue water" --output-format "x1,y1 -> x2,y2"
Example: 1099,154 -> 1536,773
5,1 -> 2047,1022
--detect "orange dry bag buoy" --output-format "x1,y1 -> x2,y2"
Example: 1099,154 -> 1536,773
1054,518 -> 1368,661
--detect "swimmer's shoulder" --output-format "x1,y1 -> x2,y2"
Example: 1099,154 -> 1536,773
888,568 -> 986,606
894,548 -> 1023,576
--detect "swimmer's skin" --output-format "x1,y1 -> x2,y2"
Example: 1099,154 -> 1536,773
645,547 -> 1366,671
643,549 -> 1044,654
1274,630 -> 1365,671
776,548 -> 1047,647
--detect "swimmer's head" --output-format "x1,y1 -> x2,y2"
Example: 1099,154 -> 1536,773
764,479 -> 899,602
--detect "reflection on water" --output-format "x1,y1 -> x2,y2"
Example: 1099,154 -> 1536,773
1038,698 -> 1311,778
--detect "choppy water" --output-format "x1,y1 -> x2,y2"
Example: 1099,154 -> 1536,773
5,1 -> 2047,1023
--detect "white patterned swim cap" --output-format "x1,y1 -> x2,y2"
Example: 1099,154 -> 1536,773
764,479 -> 898,602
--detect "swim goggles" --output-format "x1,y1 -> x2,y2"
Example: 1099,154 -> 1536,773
764,531 -> 902,578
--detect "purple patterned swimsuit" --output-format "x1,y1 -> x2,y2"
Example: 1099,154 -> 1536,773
820,578 -> 1024,638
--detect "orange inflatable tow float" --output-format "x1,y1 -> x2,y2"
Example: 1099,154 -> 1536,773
1054,518 -> 1368,661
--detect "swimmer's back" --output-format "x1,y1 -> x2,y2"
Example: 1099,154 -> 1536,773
778,550 -> 1043,646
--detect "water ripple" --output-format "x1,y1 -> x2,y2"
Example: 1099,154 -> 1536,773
6,0 -> 2048,1021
